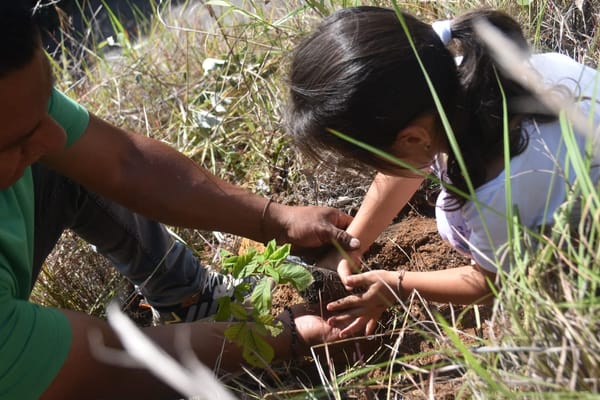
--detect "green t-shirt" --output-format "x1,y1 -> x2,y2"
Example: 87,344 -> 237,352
0,88 -> 89,399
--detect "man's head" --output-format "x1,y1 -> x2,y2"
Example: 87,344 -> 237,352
0,2 -> 66,189
0,2 -> 40,79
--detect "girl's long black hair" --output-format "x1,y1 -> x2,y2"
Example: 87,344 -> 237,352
285,6 -> 553,209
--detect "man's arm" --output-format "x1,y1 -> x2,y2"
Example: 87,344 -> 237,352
41,114 -> 357,249
42,306 -> 341,400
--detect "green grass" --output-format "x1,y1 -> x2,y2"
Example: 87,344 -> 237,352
32,0 -> 600,398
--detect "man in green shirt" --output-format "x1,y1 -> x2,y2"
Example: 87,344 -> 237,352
0,3 -> 358,398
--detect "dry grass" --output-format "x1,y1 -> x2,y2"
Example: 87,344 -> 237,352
32,0 -> 600,398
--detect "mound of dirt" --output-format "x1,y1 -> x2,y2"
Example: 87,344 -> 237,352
364,215 -> 470,272
267,214 -> 494,399
273,214 -> 472,308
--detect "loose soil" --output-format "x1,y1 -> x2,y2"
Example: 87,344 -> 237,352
253,213 -> 495,400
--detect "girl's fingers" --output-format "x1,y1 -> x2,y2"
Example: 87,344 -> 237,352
326,316 -> 346,327
344,272 -> 370,287
327,294 -> 364,311
338,260 -> 357,290
326,308 -> 364,325
365,318 -> 378,336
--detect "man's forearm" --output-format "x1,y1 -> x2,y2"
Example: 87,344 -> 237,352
112,137 -> 270,239
44,114 -> 356,248
48,114 -> 273,241
43,309 -> 294,400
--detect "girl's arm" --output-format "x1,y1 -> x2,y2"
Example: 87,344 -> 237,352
327,265 -> 496,337
318,173 -> 424,283
347,173 -> 424,254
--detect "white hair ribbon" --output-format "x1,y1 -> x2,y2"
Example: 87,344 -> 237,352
432,20 -> 453,46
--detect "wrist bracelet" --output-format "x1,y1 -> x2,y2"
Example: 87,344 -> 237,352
284,305 -> 299,360
397,269 -> 406,301
260,197 -> 274,242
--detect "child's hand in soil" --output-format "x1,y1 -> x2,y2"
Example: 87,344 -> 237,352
316,249 -> 362,290
326,270 -> 400,337
282,304 -> 372,364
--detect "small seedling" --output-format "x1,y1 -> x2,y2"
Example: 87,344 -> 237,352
215,240 -> 313,367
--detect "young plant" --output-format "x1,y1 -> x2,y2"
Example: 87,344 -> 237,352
214,240 -> 313,367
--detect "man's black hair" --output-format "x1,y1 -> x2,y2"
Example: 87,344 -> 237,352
0,2 -> 40,78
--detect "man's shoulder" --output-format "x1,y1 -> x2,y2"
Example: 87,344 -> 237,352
47,88 -> 90,147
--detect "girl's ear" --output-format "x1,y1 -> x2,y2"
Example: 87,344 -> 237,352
389,113 -> 439,169
391,125 -> 432,158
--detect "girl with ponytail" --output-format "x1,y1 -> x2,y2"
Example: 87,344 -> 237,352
285,6 -> 600,336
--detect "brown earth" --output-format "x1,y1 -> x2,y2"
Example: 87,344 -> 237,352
249,213 -> 495,400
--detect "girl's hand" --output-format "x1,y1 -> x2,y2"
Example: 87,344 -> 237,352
316,249 -> 362,290
326,270 -> 399,337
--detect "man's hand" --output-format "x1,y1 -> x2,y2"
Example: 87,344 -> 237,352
326,270 -> 399,337
283,304 -> 371,365
276,304 -> 346,355
289,304 -> 343,347
267,203 -> 360,252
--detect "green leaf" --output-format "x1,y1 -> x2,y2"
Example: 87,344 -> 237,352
232,250 -> 257,277
233,281 -> 251,302
254,312 -> 276,327
266,243 -> 291,264
221,249 -> 258,277
264,319 -> 284,337
242,328 -> 275,367
238,259 -> 259,278
230,301 -> 249,321
219,248 -> 233,259
224,323 -> 276,367
250,279 -> 274,314
220,254 -> 238,274
263,265 -> 280,283
224,322 -> 248,345
248,318 -> 270,336
262,239 -> 277,258
278,263 -> 314,291
214,297 -> 232,321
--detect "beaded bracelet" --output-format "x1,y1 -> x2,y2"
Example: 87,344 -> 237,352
283,305 -> 299,360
